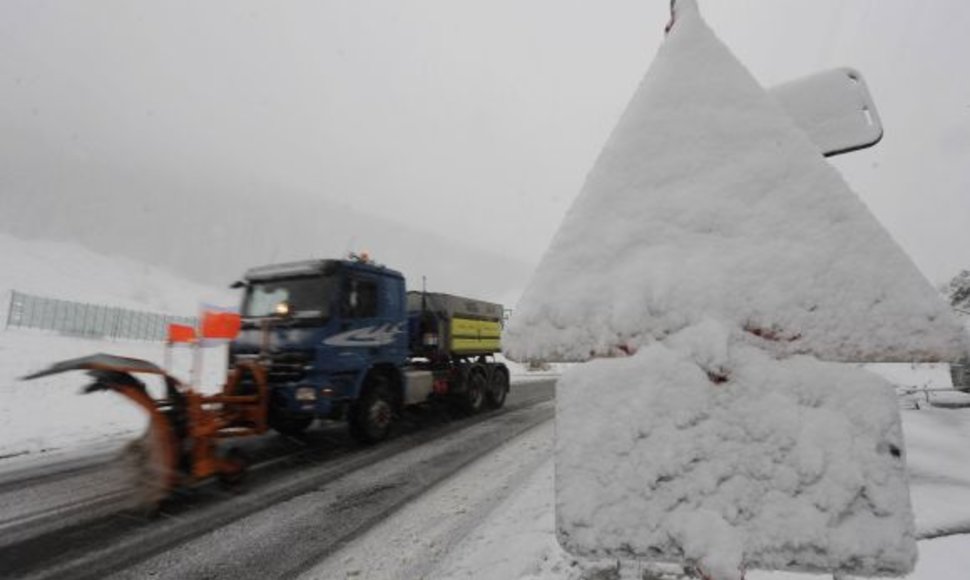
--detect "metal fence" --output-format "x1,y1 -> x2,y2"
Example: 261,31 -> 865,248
4,290 -> 197,342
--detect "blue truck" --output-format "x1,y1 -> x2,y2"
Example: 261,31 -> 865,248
228,254 -> 510,443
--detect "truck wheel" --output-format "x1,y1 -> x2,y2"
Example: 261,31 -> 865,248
486,367 -> 509,409
349,375 -> 394,444
459,369 -> 487,415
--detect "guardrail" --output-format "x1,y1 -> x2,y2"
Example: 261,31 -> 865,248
4,290 -> 197,342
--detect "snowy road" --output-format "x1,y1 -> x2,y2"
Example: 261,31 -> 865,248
0,446 -> 133,549
0,379 -> 555,580
6,374 -> 970,580
302,419 -> 555,580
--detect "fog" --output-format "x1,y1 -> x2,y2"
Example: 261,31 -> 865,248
2,0 -> 968,304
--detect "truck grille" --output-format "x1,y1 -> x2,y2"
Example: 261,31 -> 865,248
233,351 -> 312,384
265,352 -> 312,383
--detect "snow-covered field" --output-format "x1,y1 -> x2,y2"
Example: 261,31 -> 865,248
0,330 -> 230,462
0,231 -> 235,462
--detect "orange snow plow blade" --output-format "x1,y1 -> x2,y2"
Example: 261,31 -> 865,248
23,353 -> 271,508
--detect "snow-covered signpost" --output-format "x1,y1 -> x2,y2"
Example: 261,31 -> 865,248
504,1 -> 969,579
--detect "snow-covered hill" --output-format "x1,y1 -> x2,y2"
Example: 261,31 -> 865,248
0,231 -> 231,317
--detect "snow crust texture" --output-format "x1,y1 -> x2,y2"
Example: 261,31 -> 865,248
556,321 -> 917,578
503,0 -> 967,364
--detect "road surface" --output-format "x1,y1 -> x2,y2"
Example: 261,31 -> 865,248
0,378 -> 556,580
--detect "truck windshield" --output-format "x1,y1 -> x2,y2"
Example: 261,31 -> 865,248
242,275 -> 336,319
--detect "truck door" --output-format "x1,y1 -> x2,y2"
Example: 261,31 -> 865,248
343,273 -> 407,361
322,272 -> 386,372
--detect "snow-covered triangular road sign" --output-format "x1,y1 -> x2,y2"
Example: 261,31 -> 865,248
507,1 -> 965,576
504,0 -> 967,364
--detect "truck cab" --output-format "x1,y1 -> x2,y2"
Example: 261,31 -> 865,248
229,258 -> 407,434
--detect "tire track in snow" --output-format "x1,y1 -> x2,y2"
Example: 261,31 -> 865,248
300,420 -> 554,580
100,395 -> 555,579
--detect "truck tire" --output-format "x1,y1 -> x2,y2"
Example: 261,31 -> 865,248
458,367 -> 487,415
349,374 -> 395,444
486,366 -> 509,409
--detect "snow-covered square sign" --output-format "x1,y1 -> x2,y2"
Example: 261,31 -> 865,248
505,1 -> 968,578
555,325 -> 916,578
769,67 -> 884,158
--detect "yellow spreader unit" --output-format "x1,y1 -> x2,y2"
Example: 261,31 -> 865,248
406,291 -> 504,357
450,317 -> 502,354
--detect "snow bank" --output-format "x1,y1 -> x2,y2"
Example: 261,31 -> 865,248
503,0 -> 966,364
556,321 -> 916,577
0,331 -> 227,462
0,232 -> 231,462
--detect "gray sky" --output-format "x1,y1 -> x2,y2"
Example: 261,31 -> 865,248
2,0 -> 968,285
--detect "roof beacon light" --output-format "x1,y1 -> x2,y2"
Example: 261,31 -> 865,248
348,251 -> 371,264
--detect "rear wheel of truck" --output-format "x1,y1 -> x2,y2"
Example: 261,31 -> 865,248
349,374 -> 395,444
458,367 -> 487,415
485,366 -> 509,409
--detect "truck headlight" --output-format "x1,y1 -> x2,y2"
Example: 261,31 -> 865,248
295,386 -> 317,402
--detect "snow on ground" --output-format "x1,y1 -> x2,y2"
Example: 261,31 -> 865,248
0,330 -> 229,463
301,421 -> 556,580
0,231 -> 234,463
